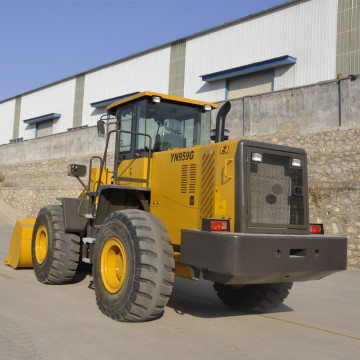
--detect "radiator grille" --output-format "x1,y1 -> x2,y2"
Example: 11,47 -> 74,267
248,153 -> 304,226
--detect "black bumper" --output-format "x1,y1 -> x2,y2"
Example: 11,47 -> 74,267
180,230 -> 347,284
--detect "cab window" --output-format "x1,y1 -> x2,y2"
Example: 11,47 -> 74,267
135,101 -> 210,152
119,106 -> 133,152
118,99 -> 211,155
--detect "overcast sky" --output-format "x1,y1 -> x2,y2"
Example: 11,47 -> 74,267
0,0 -> 288,101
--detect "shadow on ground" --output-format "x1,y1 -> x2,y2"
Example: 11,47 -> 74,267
167,277 -> 293,319
73,263 -> 92,284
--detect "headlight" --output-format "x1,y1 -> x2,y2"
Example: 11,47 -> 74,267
251,153 -> 263,162
291,158 -> 302,167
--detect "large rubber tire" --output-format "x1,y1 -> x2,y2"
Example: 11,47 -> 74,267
93,209 -> 175,322
214,282 -> 293,313
31,205 -> 81,284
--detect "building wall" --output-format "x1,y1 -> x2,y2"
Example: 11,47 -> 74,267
0,126 -> 108,164
0,0 -> 345,145
1,78 -> 357,164
0,99 -> 15,144
82,47 -> 171,126
19,79 -> 76,139
213,81 -> 340,137
337,0 -> 360,77
212,78 -> 359,137
184,0 -> 338,102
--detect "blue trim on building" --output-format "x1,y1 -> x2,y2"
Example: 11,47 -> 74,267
202,56 -> 296,82
91,92 -> 140,108
23,113 -> 61,124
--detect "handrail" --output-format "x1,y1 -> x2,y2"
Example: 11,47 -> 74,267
88,129 -> 152,217
77,156 -> 103,218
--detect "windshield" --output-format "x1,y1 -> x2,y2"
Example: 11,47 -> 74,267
135,100 -> 210,152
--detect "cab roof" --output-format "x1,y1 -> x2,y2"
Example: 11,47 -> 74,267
106,91 -> 218,113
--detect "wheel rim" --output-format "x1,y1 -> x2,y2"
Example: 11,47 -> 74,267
35,225 -> 48,264
101,237 -> 127,293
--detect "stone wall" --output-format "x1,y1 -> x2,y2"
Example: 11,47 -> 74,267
0,154 -> 92,219
0,150 -> 117,218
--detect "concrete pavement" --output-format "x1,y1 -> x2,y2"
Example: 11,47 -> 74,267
0,206 -> 359,360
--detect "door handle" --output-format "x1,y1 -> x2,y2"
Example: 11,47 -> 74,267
224,159 -> 234,179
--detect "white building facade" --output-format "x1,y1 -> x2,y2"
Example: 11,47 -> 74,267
0,0 -> 358,145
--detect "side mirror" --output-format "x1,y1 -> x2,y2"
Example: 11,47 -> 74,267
68,164 -> 87,177
97,120 -> 105,138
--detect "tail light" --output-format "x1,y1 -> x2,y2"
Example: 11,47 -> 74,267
310,224 -> 324,234
202,219 -> 230,232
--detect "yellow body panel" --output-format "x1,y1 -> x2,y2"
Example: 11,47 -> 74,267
149,140 -> 239,246
117,157 -> 150,187
150,147 -> 201,246
90,167 -> 112,191
4,218 -> 36,268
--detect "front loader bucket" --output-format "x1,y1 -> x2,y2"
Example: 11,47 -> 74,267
4,218 -> 36,269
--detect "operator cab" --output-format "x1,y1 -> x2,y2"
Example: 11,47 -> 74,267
106,92 -> 217,161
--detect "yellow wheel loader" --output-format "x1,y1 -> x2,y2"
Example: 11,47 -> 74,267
5,91 -> 347,322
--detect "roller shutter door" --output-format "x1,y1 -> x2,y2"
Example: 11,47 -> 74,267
36,120 -> 53,138
228,71 -> 273,99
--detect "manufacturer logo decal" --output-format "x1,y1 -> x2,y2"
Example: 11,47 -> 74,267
220,146 -> 229,154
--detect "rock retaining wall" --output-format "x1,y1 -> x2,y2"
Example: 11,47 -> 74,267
0,128 -> 359,268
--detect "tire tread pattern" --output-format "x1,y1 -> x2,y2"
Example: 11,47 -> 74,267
32,205 -> 81,284
94,210 -> 174,322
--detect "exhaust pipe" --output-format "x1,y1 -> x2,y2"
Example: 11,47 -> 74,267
214,101 -> 231,143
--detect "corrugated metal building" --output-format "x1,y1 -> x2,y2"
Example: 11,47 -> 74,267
0,0 -> 359,145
